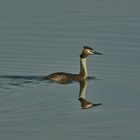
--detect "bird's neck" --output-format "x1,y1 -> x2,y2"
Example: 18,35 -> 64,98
79,58 -> 88,79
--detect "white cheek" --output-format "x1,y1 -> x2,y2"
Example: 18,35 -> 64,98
87,50 -> 93,54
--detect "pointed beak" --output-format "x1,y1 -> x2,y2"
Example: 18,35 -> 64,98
94,51 -> 103,55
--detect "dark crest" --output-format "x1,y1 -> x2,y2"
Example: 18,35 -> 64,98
83,46 -> 93,51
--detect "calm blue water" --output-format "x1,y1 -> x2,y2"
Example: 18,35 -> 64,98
0,0 -> 140,140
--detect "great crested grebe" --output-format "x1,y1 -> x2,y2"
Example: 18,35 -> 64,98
44,46 -> 102,83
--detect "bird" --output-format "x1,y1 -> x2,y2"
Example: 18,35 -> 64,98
44,46 -> 102,84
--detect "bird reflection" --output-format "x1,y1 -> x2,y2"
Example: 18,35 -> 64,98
48,78 -> 102,110
78,79 -> 102,109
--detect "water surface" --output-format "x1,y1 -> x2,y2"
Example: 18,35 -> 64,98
0,0 -> 140,140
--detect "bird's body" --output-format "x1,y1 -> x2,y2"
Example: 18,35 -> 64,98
44,46 -> 102,84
